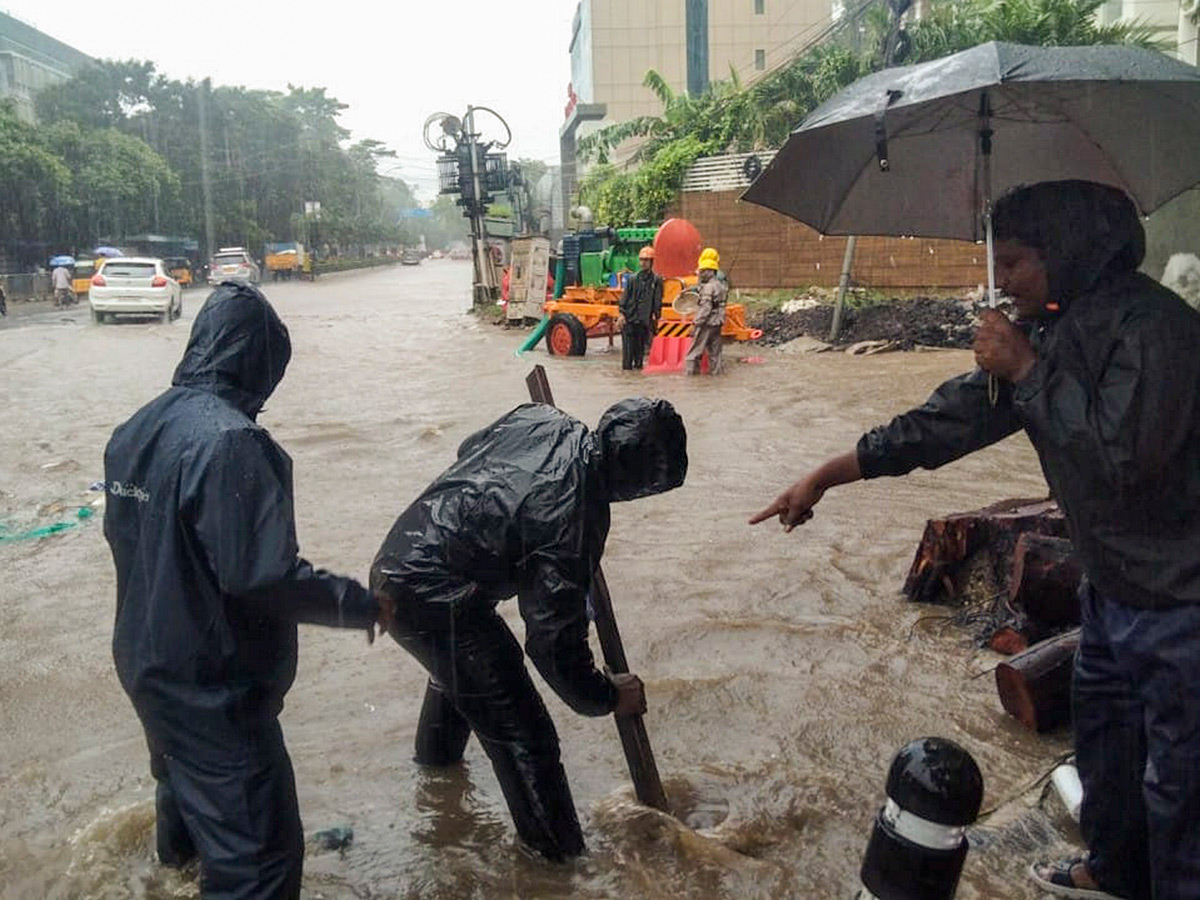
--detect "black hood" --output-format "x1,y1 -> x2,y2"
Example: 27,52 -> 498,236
595,398 -> 688,502
172,283 -> 291,417
992,180 -> 1144,311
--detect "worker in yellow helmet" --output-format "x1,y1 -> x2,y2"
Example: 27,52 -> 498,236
685,247 -> 727,375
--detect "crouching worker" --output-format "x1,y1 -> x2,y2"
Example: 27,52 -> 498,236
104,284 -> 391,899
371,398 -> 687,861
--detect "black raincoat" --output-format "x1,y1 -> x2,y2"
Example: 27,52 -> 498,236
371,398 -> 687,860
855,181 -> 1200,899
104,283 -> 376,896
857,181 -> 1200,611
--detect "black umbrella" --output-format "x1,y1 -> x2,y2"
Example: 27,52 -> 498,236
743,41 -> 1200,305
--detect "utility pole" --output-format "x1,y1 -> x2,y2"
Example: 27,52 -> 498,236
424,105 -> 512,308
829,0 -> 911,343
465,106 -> 494,304
197,78 -> 215,263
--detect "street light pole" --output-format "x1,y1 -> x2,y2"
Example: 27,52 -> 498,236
424,105 -> 511,308
464,106 -> 501,306
197,78 -> 216,262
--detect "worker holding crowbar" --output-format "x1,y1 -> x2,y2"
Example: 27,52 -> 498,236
370,376 -> 685,860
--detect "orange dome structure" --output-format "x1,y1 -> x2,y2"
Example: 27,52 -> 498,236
652,218 -> 704,278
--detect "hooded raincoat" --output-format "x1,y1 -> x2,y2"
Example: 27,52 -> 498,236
104,283 -> 376,897
857,181 -> 1200,612
855,181 -> 1200,899
371,398 -> 687,860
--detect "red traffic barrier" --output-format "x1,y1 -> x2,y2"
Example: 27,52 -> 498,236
644,335 -> 707,374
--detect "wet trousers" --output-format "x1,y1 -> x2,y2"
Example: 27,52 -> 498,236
146,718 -> 304,899
1075,583 -> 1200,900
386,595 -> 585,861
685,323 -> 723,375
622,322 -> 650,370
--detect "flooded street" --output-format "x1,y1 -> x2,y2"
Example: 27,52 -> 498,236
1,261 -> 1077,899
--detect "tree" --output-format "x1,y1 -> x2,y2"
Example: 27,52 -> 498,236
577,0 -> 1168,224
0,101 -> 71,264
12,60 -> 414,262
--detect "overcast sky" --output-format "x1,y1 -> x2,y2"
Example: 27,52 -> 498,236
3,1 -> 578,201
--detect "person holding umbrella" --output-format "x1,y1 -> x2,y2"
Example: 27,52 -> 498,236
50,257 -> 75,307
751,180 -> 1200,900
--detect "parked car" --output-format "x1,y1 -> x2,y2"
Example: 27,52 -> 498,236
401,248 -> 422,265
449,247 -> 471,260
208,247 -> 260,285
72,259 -> 100,298
88,257 -> 183,324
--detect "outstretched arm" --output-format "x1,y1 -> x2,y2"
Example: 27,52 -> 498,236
193,428 -> 382,632
749,451 -> 861,531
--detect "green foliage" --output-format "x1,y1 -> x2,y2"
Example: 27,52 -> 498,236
575,0 -> 1173,224
418,195 -> 471,250
0,101 -> 71,246
904,0 -> 1167,60
5,59 -> 421,267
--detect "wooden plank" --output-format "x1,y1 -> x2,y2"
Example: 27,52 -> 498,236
524,365 -> 670,813
995,628 -> 1081,731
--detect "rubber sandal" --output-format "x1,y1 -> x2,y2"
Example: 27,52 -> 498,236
1028,860 -> 1124,899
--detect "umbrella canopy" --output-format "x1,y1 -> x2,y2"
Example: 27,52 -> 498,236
93,246 -> 124,258
49,255 -> 75,267
743,42 -> 1200,242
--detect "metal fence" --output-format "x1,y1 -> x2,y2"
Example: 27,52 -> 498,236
0,273 -> 52,302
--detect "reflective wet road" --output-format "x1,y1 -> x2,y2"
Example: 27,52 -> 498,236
0,261 -> 1076,898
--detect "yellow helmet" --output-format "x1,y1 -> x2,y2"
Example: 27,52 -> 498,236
697,247 -> 719,271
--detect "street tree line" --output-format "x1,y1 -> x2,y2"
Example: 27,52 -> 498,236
0,59 -> 467,270
578,0 -> 1167,225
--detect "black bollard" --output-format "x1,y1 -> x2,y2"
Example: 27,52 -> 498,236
859,737 -> 984,900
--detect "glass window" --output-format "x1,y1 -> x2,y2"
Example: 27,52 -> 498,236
103,263 -> 157,279
755,49 -> 766,70
754,0 -> 764,13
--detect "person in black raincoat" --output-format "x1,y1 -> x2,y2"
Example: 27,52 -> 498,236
617,246 -> 663,370
371,398 -> 687,861
104,283 -> 387,899
751,181 -> 1200,900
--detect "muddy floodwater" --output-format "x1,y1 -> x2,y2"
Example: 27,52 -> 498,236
1,263 -> 1078,899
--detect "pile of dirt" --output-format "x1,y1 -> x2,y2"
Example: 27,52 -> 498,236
754,295 -> 979,350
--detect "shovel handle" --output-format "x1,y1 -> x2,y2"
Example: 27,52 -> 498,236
525,365 -> 669,812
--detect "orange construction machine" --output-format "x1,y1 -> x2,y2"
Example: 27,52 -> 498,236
541,217 -> 761,356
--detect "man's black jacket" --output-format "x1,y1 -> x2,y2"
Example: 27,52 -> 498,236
619,269 -> 663,326
372,400 -> 687,715
858,182 -> 1200,611
104,285 -> 375,757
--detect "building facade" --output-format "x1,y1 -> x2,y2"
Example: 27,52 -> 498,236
1097,0 -> 1198,65
0,11 -> 93,123
560,0 -> 832,222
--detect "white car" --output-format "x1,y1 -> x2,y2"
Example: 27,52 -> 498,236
208,247 -> 261,285
88,257 -> 183,324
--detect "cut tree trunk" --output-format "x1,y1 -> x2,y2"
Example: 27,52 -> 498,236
995,628 -> 1081,732
1009,533 -> 1083,627
903,497 -> 1067,606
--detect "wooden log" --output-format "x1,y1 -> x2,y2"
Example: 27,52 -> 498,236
525,365 -> 670,812
1009,534 -> 1083,627
903,497 -> 1067,605
995,628 -> 1081,732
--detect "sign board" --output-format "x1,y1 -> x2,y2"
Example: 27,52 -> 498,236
507,236 -> 551,321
